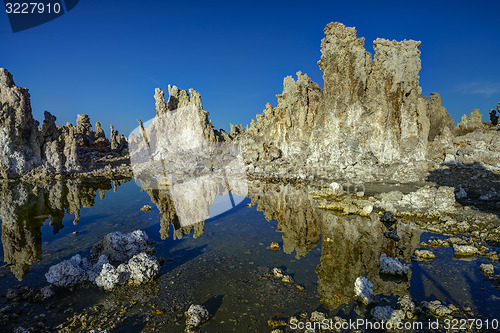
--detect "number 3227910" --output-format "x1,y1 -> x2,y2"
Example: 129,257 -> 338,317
5,2 -> 62,14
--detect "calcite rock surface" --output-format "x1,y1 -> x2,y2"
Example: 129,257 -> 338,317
45,230 -> 160,290
0,68 -> 42,179
376,185 -> 456,216
95,252 -> 160,290
455,109 -> 484,134
90,229 -> 156,263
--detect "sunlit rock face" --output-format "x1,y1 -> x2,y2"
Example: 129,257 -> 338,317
0,68 -> 42,178
235,22 -> 457,182
0,179 -> 124,280
247,182 -> 422,310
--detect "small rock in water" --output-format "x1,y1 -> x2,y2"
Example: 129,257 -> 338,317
379,253 -> 409,276
310,311 -> 326,322
140,205 -> 152,212
72,231 -> 79,235
272,268 -> 283,278
453,244 -> 478,256
281,275 -> 293,284
270,242 -> 280,251
424,300 -> 453,317
397,295 -> 416,319
354,276 -> 376,305
479,263 -> 495,276
185,304 -> 209,332
413,249 -> 436,261
45,254 -> 90,287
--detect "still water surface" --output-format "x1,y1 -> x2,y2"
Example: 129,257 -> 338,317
0,178 -> 498,331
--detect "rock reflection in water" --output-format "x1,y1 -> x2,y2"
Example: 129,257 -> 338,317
248,182 -> 422,310
0,178 -> 130,280
142,174 -> 247,240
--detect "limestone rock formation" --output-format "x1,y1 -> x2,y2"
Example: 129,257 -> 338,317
235,22 -> 452,182
153,85 -> 223,143
427,93 -> 454,141
455,108 -> 484,134
0,68 -> 129,179
0,68 -> 42,178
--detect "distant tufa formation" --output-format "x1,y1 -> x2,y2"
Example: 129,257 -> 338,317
0,68 -> 128,179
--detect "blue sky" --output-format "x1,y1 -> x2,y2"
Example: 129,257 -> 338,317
1,0 -> 499,136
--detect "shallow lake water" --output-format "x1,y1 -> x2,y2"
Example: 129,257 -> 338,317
0,178 -> 499,332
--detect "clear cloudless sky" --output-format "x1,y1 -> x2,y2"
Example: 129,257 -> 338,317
1,0 -> 499,136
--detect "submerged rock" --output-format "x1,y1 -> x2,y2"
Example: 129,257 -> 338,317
6,285 -> 54,303
354,276 -> 376,306
379,253 -> 409,276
